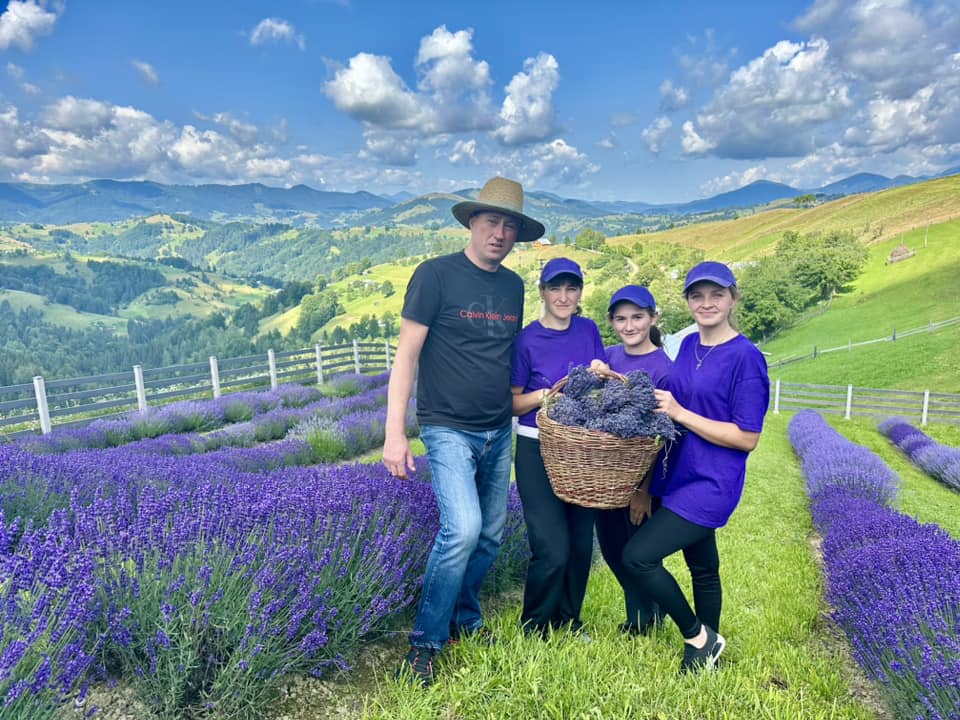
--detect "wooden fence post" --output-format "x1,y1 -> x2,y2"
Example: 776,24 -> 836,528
353,339 -> 361,374
384,338 -> 391,371
267,349 -> 278,390
209,356 -> 222,399
921,390 -> 930,427
773,379 -> 781,414
32,375 -> 51,435
844,384 -> 853,420
315,343 -> 324,386
133,365 -> 147,411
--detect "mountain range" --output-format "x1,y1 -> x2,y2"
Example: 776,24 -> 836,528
0,168 -> 957,232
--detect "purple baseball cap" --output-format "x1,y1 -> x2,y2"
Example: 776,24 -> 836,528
540,257 -> 583,284
683,261 -> 737,293
608,285 -> 657,314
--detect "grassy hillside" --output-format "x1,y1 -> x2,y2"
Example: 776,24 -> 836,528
607,174 -> 960,260
762,218 -> 960,392
0,249 -> 269,327
0,288 -> 130,335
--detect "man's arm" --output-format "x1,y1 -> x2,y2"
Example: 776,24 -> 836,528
383,318 -> 430,479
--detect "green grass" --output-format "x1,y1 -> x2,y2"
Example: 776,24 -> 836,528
296,414 -> 911,719
824,416 -> 960,538
0,288 -> 130,334
762,217 -> 960,391
608,174 -> 960,259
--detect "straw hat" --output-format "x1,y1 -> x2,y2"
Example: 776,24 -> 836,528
451,177 -> 545,243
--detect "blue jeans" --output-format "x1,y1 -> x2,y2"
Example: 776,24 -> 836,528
411,423 -> 513,650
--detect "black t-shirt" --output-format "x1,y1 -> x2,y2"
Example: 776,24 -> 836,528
402,251 -> 524,431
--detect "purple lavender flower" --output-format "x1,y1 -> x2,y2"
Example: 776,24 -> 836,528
789,410 -> 960,718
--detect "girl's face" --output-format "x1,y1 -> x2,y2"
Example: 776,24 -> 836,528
686,281 -> 736,329
609,301 -> 657,350
540,279 -> 582,323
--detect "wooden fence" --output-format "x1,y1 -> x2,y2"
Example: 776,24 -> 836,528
0,340 -> 395,438
772,380 -> 960,426
768,316 -> 960,370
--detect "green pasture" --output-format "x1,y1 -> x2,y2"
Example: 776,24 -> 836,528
0,288 -> 129,335
608,174 -> 960,260
761,217 -> 960,390
292,413 -> 953,719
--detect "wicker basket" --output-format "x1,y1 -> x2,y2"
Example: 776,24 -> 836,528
535,373 -> 662,509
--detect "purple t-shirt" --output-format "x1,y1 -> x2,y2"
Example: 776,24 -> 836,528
605,345 -> 673,390
511,315 -> 607,430
650,333 -> 769,529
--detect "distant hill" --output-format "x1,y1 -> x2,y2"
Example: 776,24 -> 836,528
1,168 -> 957,230
0,180 -> 392,225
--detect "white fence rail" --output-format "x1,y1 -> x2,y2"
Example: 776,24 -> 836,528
0,339 -> 395,438
772,380 -> 960,426
768,316 -> 960,370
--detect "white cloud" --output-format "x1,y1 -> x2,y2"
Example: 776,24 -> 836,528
42,96 -> 115,137
494,138 -> 597,188
680,120 -> 714,155
249,17 -> 304,50
495,52 -> 560,145
609,111 -> 638,128
132,60 -> 159,86
204,112 -> 259,144
414,26 -> 495,134
641,116 -> 672,154
6,62 -> 24,80
700,165 -> 775,196
324,52 -> 423,129
324,27 -> 563,168
682,38 -> 852,158
597,134 -> 616,149
659,80 -> 689,112
448,138 -> 479,164
0,0 -> 59,51
358,130 -> 418,166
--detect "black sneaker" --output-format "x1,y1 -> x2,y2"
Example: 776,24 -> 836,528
395,646 -> 437,686
680,625 -> 725,673
448,626 -> 497,646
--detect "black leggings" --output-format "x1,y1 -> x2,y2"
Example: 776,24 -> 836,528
595,506 -> 662,628
621,504 -> 721,638
515,435 -> 596,631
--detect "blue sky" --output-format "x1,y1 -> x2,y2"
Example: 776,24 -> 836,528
0,0 -> 958,203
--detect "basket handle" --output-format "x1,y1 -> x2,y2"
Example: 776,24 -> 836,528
546,367 -> 627,399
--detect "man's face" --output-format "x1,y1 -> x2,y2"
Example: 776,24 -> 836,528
466,211 -> 521,269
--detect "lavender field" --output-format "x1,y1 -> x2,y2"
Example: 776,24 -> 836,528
0,374 -> 528,719
789,410 -> 960,720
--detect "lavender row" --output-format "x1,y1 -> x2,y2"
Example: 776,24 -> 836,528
0,441 -> 528,718
878,417 -> 960,491
16,373 -> 389,455
1,397 -> 415,532
788,410 -> 960,720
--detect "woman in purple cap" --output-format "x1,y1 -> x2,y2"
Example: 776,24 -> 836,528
622,261 -> 769,672
595,285 -> 673,636
511,256 -> 607,639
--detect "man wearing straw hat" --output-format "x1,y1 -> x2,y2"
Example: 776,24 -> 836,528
384,176 -> 544,685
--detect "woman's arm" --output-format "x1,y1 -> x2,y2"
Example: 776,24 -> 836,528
512,386 -> 548,416
654,389 -> 760,452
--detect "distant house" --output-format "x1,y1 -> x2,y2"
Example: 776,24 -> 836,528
887,242 -> 915,264
533,237 -> 552,247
